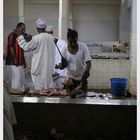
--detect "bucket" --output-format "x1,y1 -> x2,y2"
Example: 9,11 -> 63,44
110,78 -> 127,96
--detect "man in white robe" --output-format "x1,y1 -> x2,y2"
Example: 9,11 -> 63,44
17,18 -> 55,90
46,26 -> 67,88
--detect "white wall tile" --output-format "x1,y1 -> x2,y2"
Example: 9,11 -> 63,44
88,59 -> 130,89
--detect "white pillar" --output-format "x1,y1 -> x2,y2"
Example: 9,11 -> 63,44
129,0 -> 137,95
58,0 -> 72,40
119,0 -> 131,43
18,0 -> 24,22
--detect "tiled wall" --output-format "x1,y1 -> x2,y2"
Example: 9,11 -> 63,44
88,59 -> 130,89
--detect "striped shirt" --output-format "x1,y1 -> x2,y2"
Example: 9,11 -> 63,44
5,32 -> 25,66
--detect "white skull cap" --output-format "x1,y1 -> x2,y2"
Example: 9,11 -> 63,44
36,18 -> 47,29
46,25 -> 54,32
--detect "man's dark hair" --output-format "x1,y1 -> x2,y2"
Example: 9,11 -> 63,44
67,28 -> 78,40
16,22 -> 25,28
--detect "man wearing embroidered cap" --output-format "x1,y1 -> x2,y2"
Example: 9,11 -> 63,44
17,18 -> 56,90
36,18 -> 47,28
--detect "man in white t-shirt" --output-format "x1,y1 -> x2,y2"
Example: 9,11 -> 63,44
55,29 -> 91,92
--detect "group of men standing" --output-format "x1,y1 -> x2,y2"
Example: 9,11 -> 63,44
4,18 -> 92,140
5,18 -> 91,92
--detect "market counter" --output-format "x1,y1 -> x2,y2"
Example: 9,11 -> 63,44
12,94 -> 136,140
11,95 -> 136,106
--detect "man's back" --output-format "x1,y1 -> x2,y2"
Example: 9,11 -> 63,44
31,32 -> 55,77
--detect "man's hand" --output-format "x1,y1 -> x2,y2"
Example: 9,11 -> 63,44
23,33 -> 32,42
61,57 -> 68,69
55,57 -> 68,70
55,63 -> 61,69
80,71 -> 90,91
81,71 -> 90,82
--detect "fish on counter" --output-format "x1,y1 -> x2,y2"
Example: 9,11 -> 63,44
29,88 -> 69,96
10,87 -> 85,98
